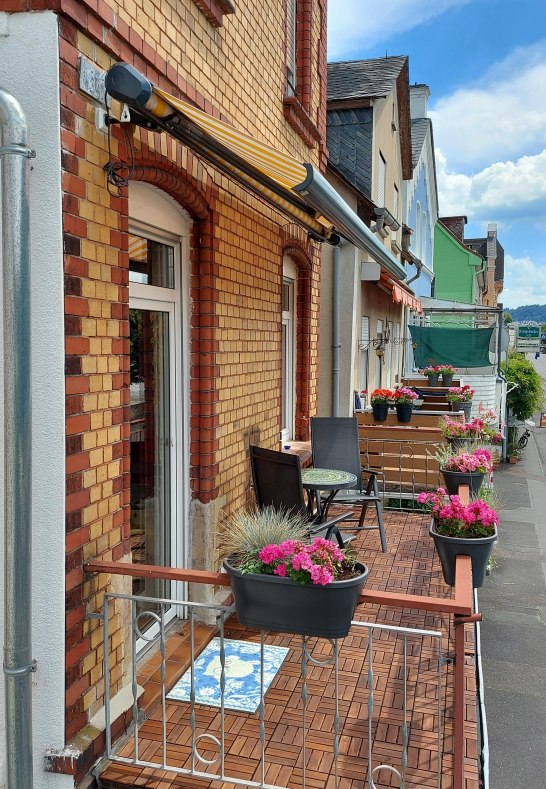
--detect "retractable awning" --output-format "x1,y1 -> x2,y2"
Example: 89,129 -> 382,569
105,63 -> 406,282
379,274 -> 422,313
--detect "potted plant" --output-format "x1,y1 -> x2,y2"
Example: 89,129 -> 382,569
417,488 -> 498,588
438,415 -> 503,457
392,386 -> 419,423
370,388 -> 394,422
446,385 -> 475,420
437,364 -> 456,386
434,446 -> 492,495
221,508 -> 368,638
422,366 -> 441,386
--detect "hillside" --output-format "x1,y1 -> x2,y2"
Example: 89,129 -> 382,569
504,305 -> 546,323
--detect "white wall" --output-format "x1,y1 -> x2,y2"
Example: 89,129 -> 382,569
0,11 -> 71,787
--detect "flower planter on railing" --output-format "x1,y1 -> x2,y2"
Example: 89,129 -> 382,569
430,522 -> 497,588
440,469 -> 485,496
223,557 -> 369,638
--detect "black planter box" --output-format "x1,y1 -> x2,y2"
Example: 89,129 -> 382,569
223,559 -> 369,639
441,469 -> 485,496
430,523 -> 497,588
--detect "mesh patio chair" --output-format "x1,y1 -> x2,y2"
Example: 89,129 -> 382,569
249,445 -> 353,548
310,417 -> 387,552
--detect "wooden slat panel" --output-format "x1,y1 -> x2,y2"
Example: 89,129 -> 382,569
356,411 -> 456,426
362,440 -> 442,454
363,455 -> 440,472
359,427 -> 446,443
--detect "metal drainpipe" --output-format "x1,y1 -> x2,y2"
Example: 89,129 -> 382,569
332,243 -> 341,416
0,88 -> 36,789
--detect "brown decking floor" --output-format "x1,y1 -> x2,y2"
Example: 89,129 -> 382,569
98,511 -> 480,789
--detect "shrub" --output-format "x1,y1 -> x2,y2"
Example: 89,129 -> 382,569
501,353 -> 545,420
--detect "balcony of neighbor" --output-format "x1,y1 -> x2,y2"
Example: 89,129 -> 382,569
86,490 -> 482,789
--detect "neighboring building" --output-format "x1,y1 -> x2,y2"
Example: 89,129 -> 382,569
434,216 -> 486,303
404,84 -> 438,297
465,223 -> 504,307
319,56 -> 419,415
402,83 -> 439,372
0,1 -> 342,784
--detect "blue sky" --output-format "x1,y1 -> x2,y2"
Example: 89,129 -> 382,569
327,0 -> 546,307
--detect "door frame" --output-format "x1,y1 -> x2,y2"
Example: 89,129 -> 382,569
129,220 -> 190,651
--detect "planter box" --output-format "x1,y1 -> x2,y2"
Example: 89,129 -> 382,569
440,469 -> 485,496
223,558 -> 369,639
430,523 -> 497,588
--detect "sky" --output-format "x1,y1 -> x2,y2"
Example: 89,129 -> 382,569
327,0 -> 546,308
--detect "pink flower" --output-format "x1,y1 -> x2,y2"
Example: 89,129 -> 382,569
274,564 -> 287,577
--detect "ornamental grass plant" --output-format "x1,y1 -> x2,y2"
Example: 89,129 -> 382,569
219,506 -> 309,561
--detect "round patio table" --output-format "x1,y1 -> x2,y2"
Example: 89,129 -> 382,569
301,467 -> 358,523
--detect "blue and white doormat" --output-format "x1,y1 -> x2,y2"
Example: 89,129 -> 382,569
167,638 -> 289,713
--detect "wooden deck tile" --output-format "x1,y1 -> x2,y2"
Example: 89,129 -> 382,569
99,511 -> 479,789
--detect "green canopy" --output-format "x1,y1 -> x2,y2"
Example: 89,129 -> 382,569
409,325 -> 495,368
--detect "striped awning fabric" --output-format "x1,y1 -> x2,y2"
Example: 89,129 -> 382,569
104,63 -> 408,282
128,234 -> 147,261
381,274 -> 422,313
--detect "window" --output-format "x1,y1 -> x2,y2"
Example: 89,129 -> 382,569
375,319 -> 383,388
392,185 -> 399,244
415,201 -> 421,256
394,322 -> 401,382
421,210 -> 427,262
377,153 -> 386,207
281,258 -> 297,442
385,320 -> 394,388
360,316 -> 369,393
286,0 -> 297,96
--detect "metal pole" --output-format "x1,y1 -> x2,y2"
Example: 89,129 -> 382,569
331,244 -> 340,416
0,87 -> 35,789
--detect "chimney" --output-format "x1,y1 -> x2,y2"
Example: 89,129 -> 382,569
410,83 -> 431,119
440,216 -> 467,243
487,223 -> 497,260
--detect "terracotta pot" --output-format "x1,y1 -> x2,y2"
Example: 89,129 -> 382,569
224,558 -> 369,638
508,455 -> 518,464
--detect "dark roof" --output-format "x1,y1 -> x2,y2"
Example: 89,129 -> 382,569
465,237 -> 505,282
411,118 -> 430,168
327,56 -> 408,102
326,107 -> 373,199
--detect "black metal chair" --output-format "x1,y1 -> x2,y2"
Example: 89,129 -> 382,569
310,417 -> 387,552
249,445 -> 352,548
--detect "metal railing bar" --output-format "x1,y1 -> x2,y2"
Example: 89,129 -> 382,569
351,621 -> 442,639
160,603 -> 167,769
131,598 -> 139,764
109,753 -> 292,789
104,596 -> 112,759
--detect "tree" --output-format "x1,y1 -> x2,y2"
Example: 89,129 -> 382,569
503,312 -> 513,324
501,353 -> 545,421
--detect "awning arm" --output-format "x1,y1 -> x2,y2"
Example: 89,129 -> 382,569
294,165 -> 407,281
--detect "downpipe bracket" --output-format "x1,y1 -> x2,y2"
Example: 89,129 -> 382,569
0,143 -> 36,158
3,659 -> 37,676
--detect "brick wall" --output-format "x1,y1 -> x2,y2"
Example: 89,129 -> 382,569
6,0 -> 327,743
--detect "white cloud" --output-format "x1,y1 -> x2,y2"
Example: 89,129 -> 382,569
436,147 -> 546,226
502,255 -> 546,307
327,0 -> 473,59
429,42 -> 546,171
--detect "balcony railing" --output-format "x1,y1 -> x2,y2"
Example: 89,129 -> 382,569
86,550 -> 478,788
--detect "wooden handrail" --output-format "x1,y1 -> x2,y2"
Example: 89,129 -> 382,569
84,555 -> 473,616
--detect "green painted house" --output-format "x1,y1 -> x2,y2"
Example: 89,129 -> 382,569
433,217 -> 485,303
